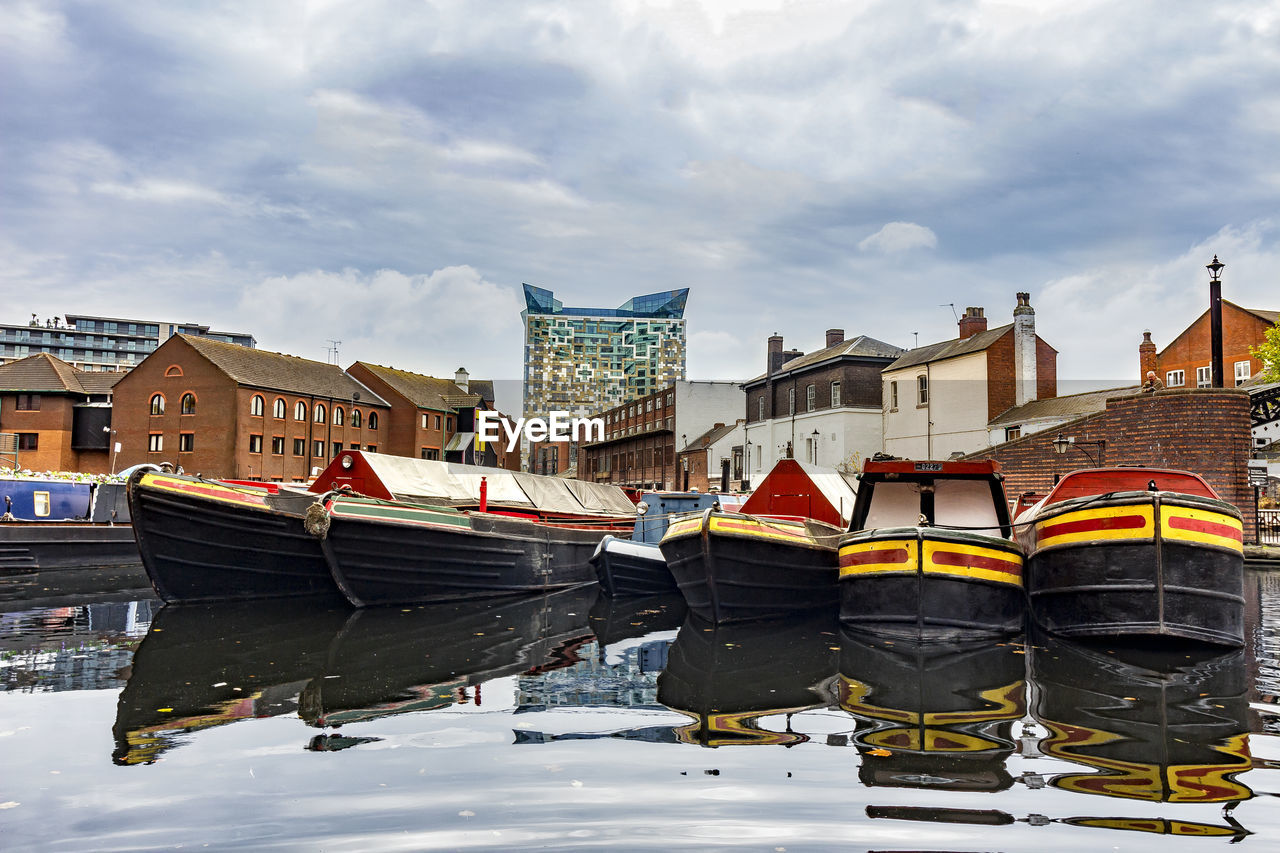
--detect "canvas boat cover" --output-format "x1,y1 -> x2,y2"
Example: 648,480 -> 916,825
740,458 -> 859,527
351,453 -> 635,516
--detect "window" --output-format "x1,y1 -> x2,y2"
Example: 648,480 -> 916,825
349,443 -> 359,450
15,394 -> 40,411
271,436 -> 285,455
365,445 -> 377,453
666,393 -> 673,406
334,407 -> 344,426
758,397 -> 765,421
332,441 -> 342,457
148,433 -> 163,452
313,403 -> 326,423
248,434 -> 263,454
421,413 -> 429,429
434,415 -> 441,430
917,375 -> 928,405
806,384 -> 816,412
1235,361 -> 1251,386
164,365 -> 183,377
1196,366 -> 1211,388
181,393 -> 196,415
293,438 -> 306,456
369,412 -> 379,430
150,394 -> 165,415
17,433 -> 38,451
421,448 -> 440,460
755,444 -> 762,470
273,398 -> 286,418
788,388 -> 795,415
313,440 -> 325,458
1166,370 -> 1185,388
251,395 -> 264,416
831,381 -> 841,408
351,409 -> 362,428
179,433 -> 194,452
295,401 -> 307,421
1004,426 -> 1021,441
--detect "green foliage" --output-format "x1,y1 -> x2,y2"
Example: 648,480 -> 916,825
1253,320 -> 1280,383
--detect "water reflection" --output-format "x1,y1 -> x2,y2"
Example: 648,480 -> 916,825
0,599 -> 155,693
657,610 -> 839,747
838,631 -> 1025,792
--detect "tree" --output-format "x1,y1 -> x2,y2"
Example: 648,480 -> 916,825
1253,319 -> 1280,383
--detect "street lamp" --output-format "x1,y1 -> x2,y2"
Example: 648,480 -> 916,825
811,429 -> 820,465
103,426 -> 118,475
1052,433 -> 1102,466
1207,254 -> 1225,388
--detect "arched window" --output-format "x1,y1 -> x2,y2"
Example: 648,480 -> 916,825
273,398 -> 286,418
251,395 -> 264,416
351,409 -> 362,428
181,393 -> 196,414
164,365 -> 183,377
368,411 -> 379,430
149,394 -> 165,415
314,403 -> 326,423
294,401 -> 306,421
334,406 -> 344,426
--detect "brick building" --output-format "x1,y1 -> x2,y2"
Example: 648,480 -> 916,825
0,353 -> 118,473
1140,300 -> 1278,390
112,335 -> 390,481
883,293 -> 1057,459
676,420 -> 745,492
743,329 -> 904,482
346,363 -> 519,470
965,387 -> 1257,541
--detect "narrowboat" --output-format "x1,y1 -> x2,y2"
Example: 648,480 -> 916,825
1018,467 -> 1245,646
658,459 -> 856,622
310,452 -> 636,607
837,458 -> 1022,639
127,469 -> 339,602
1,475 -> 138,571
591,491 -> 744,596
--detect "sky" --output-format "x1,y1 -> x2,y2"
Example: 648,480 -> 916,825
3,0 -> 1279,416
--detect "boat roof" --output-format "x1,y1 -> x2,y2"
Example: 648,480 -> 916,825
1041,467 -> 1220,505
309,451 -> 636,516
740,458 -> 858,526
860,459 -> 1002,479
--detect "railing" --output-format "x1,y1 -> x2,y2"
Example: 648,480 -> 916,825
1260,509 -> 1280,546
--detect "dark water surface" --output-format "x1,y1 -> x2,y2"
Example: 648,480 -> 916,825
3,567 -> 1280,851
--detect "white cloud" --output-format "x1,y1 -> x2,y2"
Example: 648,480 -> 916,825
858,222 -> 938,253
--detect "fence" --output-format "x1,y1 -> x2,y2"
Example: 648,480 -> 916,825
1261,509 -> 1280,546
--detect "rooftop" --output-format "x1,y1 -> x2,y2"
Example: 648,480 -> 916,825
522,284 -> 689,319
0,353 -> 123,395
177,335 -> 389,405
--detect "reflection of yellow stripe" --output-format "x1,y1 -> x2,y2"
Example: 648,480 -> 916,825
838,539 -> 917,577
1066,817 -> 1239,837
863,727 -> 1006,753
1161,506 -> 1244,553
839,677 -> 1024,725
1036,504 -> 1154,549
922,540 -> 1022,587
674,710 -> 810,747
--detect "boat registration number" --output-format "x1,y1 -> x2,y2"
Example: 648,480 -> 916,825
914,463 -> 943,472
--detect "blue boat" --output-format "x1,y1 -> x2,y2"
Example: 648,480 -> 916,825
0,476 -> 138,571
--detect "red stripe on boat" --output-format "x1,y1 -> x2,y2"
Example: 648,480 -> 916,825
1167,515 -> 1242,542
840,547 -> 910,567
1039,514 -> 1146,539
930,549 -> 1020,575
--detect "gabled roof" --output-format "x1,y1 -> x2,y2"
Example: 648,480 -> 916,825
885,324 -> 1013,372
989,385 -> 1141,426
1156,300 -> 1279,358
682,421 -> 740,451
743,335 -> 905,385
351,362 -> 481,411
177,336 -> 389,406
0,353 -> 122,395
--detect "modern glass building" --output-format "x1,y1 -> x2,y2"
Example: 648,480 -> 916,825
0,313 -> 256,372
521,284 -> 688,424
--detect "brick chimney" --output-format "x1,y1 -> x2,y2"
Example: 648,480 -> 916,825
782,348 -> 804,367
958,307 -> 987,340
826,328 -> 844,347
1012,293 -> 1036,406
1139,330 -> 1157,383
767,334 -> 784,375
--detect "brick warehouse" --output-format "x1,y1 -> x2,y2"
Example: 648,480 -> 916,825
964,387 -> 1258,542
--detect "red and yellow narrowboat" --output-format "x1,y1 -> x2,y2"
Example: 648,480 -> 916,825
1017,467 -> 1245,646
837,459 -> 1022,639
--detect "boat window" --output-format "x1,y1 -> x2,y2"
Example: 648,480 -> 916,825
934,479 -> 1001,535
864,482 -> 921,528
34,491 -> 50,517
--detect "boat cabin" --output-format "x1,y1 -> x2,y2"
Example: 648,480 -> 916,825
1038,467 -> 1220,506
850,459 -> 1013,537
633,491 -> 745,544
738,458 -> 859,528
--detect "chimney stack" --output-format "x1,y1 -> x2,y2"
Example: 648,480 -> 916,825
958,307 -> 987,340
1013,293 -> 1037,406
454,367 -> 469,393
782,348 -> 804,367
826,328 -> 845,347
767,334 -> 784,375
1139,331 -> 1157,384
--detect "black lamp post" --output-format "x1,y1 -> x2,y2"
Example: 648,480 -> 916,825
1052,433 -> 1102,466
1207,255 -> 1225,388
812,429 -> 820,464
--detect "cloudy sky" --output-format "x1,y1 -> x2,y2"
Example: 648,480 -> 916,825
3,0 -> 1278,413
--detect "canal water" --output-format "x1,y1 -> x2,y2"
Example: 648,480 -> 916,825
3,567 -> 1279,851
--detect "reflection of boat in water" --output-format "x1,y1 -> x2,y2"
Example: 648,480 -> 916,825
112,597 -> 349,765
866,805 -> 1250,842
586,591 -> 686,651
299,585 -> 599,728
1029,632 -> 1252,804
657,609 -> 838,746
1017,467 -> 1245,646
838,631 -> 1024,791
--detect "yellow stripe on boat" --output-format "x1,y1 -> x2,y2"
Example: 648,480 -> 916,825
1160,506 -> 1244,553
838,539 -> 917,577
922,540 -> 1023,587
1035,504 -> 1155,550
662,514 -> 815,546
141,473 -> 269,507
662,517 -> 704,540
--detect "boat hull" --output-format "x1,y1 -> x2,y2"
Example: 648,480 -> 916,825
837,528 -> 1024,640
659,510 -> 840,623
128,472 -> 338,603
0,523 -> 139,572
590,535 -> 677,596
320,499 -> 606,607
1024,492 -> 1244,646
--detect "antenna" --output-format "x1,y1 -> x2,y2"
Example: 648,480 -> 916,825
912,331 -> 919,348
939,303 -> 958,321
325,339 -> 342,365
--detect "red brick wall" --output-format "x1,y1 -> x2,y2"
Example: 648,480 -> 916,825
985,330 -> 1014,422
1036,337 -> 1057,402
967,388 -> 1256,541
0,393 -> 77,471
1155,302 -> 1273,387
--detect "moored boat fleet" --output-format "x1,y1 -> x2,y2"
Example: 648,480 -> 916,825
122,447 -> 1247,648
